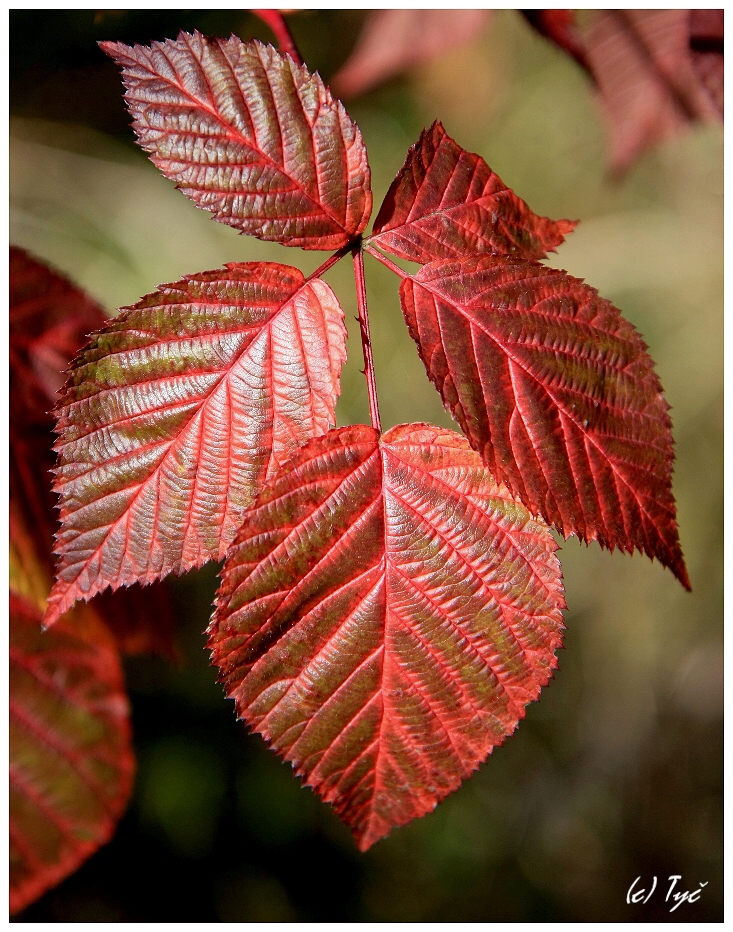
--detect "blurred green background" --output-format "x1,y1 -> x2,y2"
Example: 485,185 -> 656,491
10,9 -> 722,922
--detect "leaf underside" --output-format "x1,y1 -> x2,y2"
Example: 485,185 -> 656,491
101,32 -> 372,250
10,592 -> 134,915
45,262 -> 347,626
399,255 -> 689,588
210,424 -> 565,851
370,121 -> 576,264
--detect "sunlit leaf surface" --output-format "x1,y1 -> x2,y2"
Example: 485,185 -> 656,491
210,424 -> 565,850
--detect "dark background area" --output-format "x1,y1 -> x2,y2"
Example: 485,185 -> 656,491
10,9 -> 723,922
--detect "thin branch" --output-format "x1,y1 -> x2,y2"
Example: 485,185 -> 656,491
305,242 -> 352,283
364,244 -> 409,280
352,246 -> 382,433
252,10 -> 303,66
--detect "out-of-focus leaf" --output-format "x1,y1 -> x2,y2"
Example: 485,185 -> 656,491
101,33 -> 372,250
210,423 -> 565,851
581,9 -> 721,173
45,262 -> 347,627
332,9 -> 492,99
399,255 -> 690,589
521,10 -> 591,74
370,121 -> 576,264
689,9 -> 724,117
10,247 -> 108,422
9,591 -> 135,915
10,498 -> 51,614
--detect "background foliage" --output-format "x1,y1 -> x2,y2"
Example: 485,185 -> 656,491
10,9 -> 722,921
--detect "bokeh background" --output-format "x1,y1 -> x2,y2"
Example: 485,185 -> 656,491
10,9 -> 722,922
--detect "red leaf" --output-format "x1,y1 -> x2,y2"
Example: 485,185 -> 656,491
399,255 -> 690,589
45,262 -> 347,626
101,32 -> 372,250
689,9 -> 724,117
9,592 -> 134,915
521,10 -> 591,75
370,122 -> 576,264
10,247 -> 108,421
581,10 -> 721,173
331,9 -> 492,99
209,424 -> 565,851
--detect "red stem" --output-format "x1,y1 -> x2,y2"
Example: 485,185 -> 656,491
252,10 -> 303,66
364,244 -> 409,279
306,243 -> 351,283
352,247 -> 381,433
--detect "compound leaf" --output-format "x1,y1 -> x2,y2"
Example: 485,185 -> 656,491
10,592 -> 134,915
370,121 -> 576,264
210,423 -> 565,851
101,32 -> 372,250
399,255 -> 689,588
45,262 -> 347,627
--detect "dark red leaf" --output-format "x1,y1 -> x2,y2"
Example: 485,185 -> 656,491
399,255 -> 690,589
101,32 -> 372,250
9,592 -> 134,915
210,423 -> 565,851
370,122 -> 576,264
582,10 -> 721,173
45,262 -> 347,626
331,10 -> 492,99
521,10 -> 591,75
689,9 -> 724,117
10,247 -> 108,422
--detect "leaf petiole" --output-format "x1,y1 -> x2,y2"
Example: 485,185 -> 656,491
252,10 -> 303,65
352,244 -> 382,433
364,243 -> 409,279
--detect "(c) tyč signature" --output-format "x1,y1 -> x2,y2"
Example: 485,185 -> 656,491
627,875 -> 708,913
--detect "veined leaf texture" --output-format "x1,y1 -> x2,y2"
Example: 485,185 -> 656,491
9,248 -> 179,660
101,32 -> 372,250
399,256 -> 689,588
370,121 -> 576,263
210,425 -> 565,850
44,263 -> 346,626
35,26 -> 691,859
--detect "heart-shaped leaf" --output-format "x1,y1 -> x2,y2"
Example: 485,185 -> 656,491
101,33 -> 372,250
370,121 -> 576,263
45,262 -> 347,626
210,423 -> 565,851
10,592 -> 134,915
399,255 -> 689,588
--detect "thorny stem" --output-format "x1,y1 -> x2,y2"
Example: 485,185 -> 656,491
352,243 -> 382,433
364,244 -> 409,280
252,10 -> 303,65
